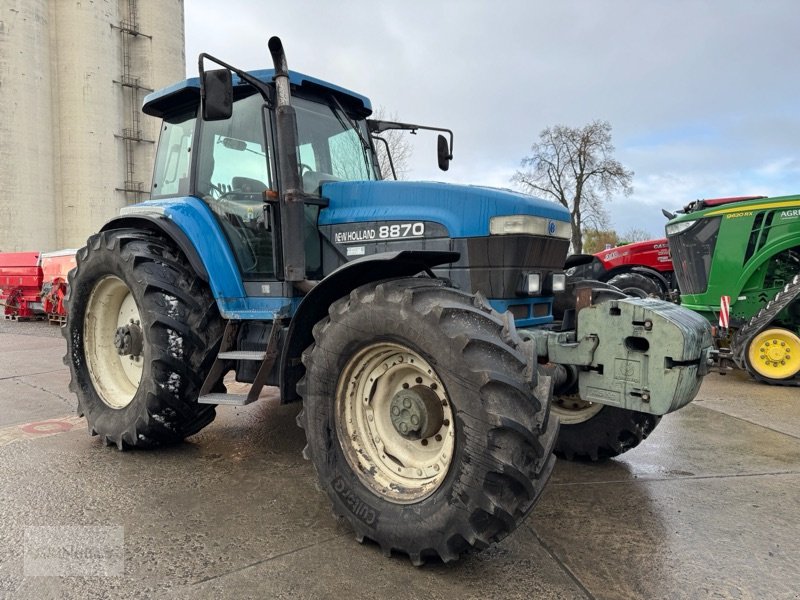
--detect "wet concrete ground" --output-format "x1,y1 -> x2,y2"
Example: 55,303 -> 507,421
0,319 -> 798,599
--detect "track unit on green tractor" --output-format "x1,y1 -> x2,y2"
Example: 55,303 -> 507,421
64,37 -> 714,565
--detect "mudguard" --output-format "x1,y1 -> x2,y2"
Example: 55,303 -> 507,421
279,250 -> 459,403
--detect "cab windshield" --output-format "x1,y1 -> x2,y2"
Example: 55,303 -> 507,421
294,95 -> 379,194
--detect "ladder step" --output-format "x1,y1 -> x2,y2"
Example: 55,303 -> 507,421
197,393 -> 256,406
217,351 -> 266,361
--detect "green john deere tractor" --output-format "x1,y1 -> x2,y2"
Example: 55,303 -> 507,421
666,194 -> 800,385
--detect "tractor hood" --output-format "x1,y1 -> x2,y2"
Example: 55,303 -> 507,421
318,180 -> 570,238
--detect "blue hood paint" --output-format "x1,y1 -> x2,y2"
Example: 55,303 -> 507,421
319,181 -> 569,236
121,182 -> 568,320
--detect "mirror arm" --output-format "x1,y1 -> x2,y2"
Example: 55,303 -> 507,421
198,53 -> 273,107
367,119 -> 454,160
371,135 -> 397,180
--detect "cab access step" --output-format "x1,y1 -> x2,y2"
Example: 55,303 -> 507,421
198,319 -> 286,406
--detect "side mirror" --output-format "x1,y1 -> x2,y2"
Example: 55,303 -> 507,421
201,69 -> 233,121
437,134 -> 451,171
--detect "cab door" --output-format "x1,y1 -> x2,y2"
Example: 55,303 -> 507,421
195,93 -> 277,282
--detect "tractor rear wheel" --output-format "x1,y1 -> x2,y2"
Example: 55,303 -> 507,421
607,271 -> 664,299
64,229 -> 224,449
297,278 -> 557,564
552,392 -> 661,461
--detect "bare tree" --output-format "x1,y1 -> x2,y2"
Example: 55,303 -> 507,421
512,120 -> 633,254
619,227 -> 653,244
372,106 -> 412,180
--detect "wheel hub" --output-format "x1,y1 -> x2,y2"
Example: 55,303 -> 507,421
390,386 -> 443,439
551,392 -> 604,425
84,275 -> 144,409
114,320 -> 143,358
336,342 -> 455,504
760,340 -> 790,364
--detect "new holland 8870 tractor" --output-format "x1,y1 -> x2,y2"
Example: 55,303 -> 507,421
65,38 -> 713,564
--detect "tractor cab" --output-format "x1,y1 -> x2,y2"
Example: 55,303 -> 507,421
143,69 -> 381,282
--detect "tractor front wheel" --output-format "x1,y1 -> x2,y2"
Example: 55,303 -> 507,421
298,278 -> 557,564
552,393 -> 661,461
64,229 -> 224,449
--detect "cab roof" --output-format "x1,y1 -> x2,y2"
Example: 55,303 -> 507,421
142,69 -> 372,120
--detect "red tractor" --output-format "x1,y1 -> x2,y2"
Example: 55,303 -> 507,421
565,238 -> 676,299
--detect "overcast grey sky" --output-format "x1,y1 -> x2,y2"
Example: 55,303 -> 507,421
185,0 -> 800,238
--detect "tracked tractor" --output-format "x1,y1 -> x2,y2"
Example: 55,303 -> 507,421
666,194 -> 800,385
65,38 -> 713,564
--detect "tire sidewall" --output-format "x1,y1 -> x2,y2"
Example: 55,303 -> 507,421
304,293 -> 519,549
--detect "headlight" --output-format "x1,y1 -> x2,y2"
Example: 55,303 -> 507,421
666,219 -> 696,236
490,215 -> 571,239
552,273 -> 566,292
526,273 -> 541,294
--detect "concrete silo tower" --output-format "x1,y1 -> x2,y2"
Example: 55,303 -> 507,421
0,0 -> 185,252
0,0 -> 58,252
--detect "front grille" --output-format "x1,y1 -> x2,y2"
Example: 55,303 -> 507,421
668,217 -> 721,294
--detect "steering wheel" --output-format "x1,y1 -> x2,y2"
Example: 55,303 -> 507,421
208,182 -> 230,199
299,163 -> 314,177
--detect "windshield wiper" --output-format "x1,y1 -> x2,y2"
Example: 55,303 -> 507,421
328,94 -> 371,153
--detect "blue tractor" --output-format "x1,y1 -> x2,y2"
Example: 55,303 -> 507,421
65,38 -> 713,564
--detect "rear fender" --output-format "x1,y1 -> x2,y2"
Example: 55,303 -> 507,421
101,198 -> 283,318
100,214 -> 210,281
279,250 -> 459,403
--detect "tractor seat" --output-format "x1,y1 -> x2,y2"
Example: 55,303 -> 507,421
302,171 -> 342,195
232,176 -> 268,194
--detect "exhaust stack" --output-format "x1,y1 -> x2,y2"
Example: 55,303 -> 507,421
268,36 -> 305,282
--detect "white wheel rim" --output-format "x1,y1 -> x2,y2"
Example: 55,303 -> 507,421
84,276 -> 144,409
336,342 -> 455,504
551,394 -> 603,425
